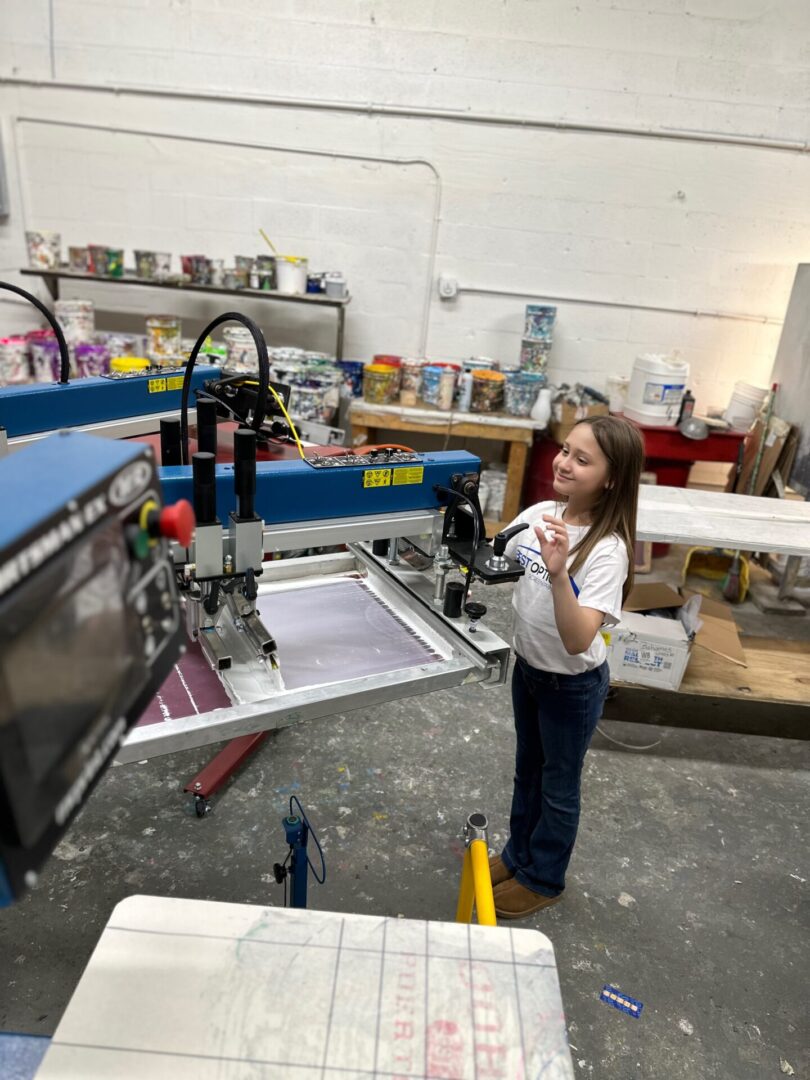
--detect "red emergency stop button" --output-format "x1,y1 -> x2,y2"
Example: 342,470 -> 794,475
148,499 -> 195,547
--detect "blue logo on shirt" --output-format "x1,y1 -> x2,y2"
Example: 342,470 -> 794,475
515,544 -> 580,596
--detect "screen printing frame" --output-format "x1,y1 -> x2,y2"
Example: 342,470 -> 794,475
117,543 -> 510,764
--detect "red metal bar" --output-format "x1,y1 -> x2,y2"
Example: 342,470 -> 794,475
183,731 -> 270,799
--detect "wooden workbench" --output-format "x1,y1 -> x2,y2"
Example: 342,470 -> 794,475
350,401 -> 537,524
604,636 -> 809,740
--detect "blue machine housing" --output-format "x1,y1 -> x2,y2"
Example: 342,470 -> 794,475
159,450 -> 481,525
0,365 -> 220,438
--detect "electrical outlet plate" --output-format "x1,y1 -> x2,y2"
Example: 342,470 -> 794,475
438,273 -> 458,300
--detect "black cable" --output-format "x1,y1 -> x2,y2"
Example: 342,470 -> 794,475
180,311 -> 270,465
0,279 -> 71,383
435,484 -> 482,607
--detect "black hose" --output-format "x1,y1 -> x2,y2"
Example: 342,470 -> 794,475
180,311 -> 270,466
0,279 -> 71,383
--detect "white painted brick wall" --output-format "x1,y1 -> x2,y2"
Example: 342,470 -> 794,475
0,0 -> 808,413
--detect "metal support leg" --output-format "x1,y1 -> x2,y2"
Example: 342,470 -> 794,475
455,811 -> 497,926
336,305 -> 346,360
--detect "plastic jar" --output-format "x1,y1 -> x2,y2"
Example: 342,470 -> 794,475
471,369 -> 506,413
223,325 -> 259,373
75,342 -> 111,378
504,370 -> 546,416
29,337 -> 62,382
146,315 -> 182,365
363,363 -> 400,404
55,299 -> 95,345
0,336 -> 31,385
110,356 -> 150,375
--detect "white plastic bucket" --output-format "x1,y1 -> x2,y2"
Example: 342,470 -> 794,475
723,381 -> 767,432
275,256 -> 308,295
624,353 -> 689,427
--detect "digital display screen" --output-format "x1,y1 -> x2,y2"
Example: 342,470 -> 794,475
1,520 -> 133,787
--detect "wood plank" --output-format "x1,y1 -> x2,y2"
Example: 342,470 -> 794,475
350,407 -> 534,444
504,439 -> 529,522
634,636 -> 810,705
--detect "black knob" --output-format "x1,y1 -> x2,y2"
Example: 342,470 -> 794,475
372,539 -> 388,556
196,398 -> 219,456
234,428 -> 257,519
192,451 -> 217,525
465,602 -> 487,621
160,417 -> 182,467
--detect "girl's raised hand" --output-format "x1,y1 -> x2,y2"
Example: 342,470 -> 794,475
535,515 -> 569,579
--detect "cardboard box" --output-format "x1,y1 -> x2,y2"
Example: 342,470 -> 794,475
604,611 -> 691,690
605,582 -> 747,690
550,402 -> 610,444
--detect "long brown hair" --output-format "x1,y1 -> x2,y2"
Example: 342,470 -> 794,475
562,416 -> 644,603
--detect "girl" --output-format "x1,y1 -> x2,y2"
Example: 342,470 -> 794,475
491,415 -> 644,919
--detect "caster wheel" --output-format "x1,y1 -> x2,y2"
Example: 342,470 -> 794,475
194,795 -> 210,818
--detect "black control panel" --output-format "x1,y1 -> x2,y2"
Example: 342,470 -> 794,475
0,434 -> 189,904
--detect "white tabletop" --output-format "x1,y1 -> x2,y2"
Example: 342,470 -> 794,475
637,486 -> 810,556
36,895 -> 574,1079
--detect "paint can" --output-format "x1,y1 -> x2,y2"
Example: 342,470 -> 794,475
504,369 -> 546,417
146,315 -> 182,365
275,256 -> 308,295
0,336 -> 31,385
88,245 -> 110,275
471,369 -> 506,413
25,230 -> 61,270
520,338 -> 551,373
134,250 -> 158,279
325,272 -> 347,299
363,363 -> 400,404
55,299 -> 95,345
524,304 -> 556,341
105,248 -> 124,278
75,342 -> 111,378
337,359 -> 364,398
154,252 -> 172,281
68,246 -> 90,273
29,336 -> 62,382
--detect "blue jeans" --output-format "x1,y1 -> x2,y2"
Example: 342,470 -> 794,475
502,656 -> 610,897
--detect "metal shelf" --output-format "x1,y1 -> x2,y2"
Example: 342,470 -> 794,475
19,267 -> 351,358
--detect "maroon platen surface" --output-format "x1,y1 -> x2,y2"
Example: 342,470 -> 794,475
137,642 -> 232,727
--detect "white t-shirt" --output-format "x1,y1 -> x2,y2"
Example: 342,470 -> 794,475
504,501 -> 629,675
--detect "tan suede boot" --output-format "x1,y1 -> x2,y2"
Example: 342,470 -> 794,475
489,855 -> 515,888
493,878 -> 561,920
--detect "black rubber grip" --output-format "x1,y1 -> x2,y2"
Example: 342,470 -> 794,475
160,417 -> 182,467
234,428 -> 257,519
192,451 -> 217,525
196,398 -> 218,456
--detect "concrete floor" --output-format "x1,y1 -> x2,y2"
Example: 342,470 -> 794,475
1,553 -> 808,1079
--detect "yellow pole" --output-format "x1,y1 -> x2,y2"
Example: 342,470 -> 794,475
455,846 -> 475,923
469,838 -> 497,926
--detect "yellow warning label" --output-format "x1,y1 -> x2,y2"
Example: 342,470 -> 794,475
392,466 -> 425,486
148,376 -> 184,393
600,631 -> 612,646
363,468 -> 392,489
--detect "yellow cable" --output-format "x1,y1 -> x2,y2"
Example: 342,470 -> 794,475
266,383 -> 306,459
